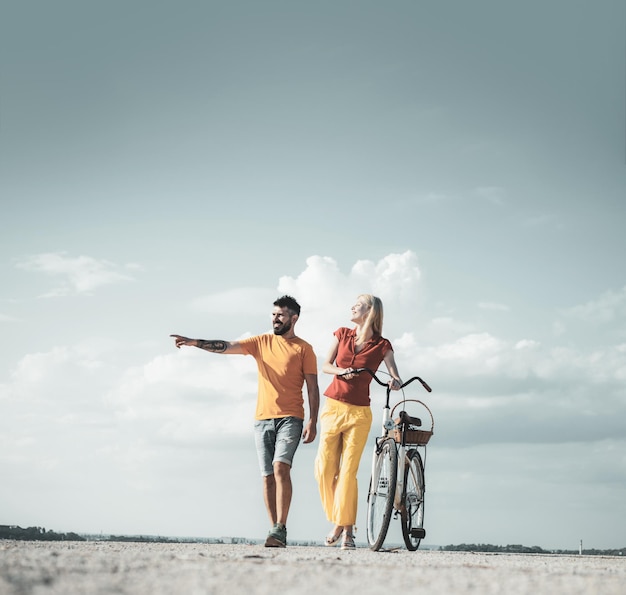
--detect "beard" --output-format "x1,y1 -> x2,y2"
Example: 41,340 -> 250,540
273,320 -> 293,336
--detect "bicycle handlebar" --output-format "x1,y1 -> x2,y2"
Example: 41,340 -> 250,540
340,367 -> 432,393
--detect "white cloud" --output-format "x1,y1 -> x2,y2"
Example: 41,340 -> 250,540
352,251 -> 421,303
276,251 -> 422,353
6,343 -> 115,401
418,332 -> 510,376
278,251 -> 421,306
105,349 -> 259,443
277,255 -> 353,312
403,327 -> 626,388
563,286 -> 626,324
15,252 -> 136,296
279,251 -> 421,308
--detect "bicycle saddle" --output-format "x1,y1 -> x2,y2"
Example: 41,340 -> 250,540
396,410 -> 422,428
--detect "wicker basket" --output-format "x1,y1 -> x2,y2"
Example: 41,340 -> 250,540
391,399 -> 434,445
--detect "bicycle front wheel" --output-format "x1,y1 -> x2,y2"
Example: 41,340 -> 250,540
366,438 -> 398,551
401,449 -> 425,551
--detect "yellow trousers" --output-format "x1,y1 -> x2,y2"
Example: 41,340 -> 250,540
314,398 -> 372,526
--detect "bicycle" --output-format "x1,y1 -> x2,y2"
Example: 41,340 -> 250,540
353,368 -> 433,551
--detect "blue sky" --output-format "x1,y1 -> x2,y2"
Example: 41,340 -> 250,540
1,1 -> 625,549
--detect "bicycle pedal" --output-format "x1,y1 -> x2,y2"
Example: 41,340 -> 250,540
410,528 -> 426,539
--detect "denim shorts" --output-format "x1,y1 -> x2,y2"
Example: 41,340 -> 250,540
254,416 -> 304,477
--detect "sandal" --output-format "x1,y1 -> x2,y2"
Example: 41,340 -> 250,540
341,532 -> 356,550
325,528 -> 343,547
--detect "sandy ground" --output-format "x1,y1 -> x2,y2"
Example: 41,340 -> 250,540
1,540 -> 624,595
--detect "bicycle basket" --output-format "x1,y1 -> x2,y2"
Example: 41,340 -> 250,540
391,399 -> 434,445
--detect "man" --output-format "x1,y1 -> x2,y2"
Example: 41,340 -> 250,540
171,295 -> 319,548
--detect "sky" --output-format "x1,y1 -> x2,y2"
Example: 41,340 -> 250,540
1,0 -> 625,550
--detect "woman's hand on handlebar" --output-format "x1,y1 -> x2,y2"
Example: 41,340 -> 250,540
388,378 -> 402,391
338,367 -> 357,379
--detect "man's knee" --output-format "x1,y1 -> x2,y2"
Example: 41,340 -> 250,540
273,461 -> 291,479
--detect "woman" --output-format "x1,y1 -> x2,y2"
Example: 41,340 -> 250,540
314,294 -> 402,549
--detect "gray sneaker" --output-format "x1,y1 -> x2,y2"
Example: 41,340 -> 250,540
264,523 -> 287,548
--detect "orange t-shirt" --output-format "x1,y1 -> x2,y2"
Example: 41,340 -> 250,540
239,333 -> 318,420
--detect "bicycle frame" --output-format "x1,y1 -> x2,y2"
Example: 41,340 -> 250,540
352,368 -> 432,551
372,372 -> 431,509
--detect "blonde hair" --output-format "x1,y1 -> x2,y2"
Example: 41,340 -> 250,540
355,294 -> 384,344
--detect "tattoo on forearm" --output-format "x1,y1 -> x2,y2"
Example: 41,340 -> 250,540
197,340 -> 227,353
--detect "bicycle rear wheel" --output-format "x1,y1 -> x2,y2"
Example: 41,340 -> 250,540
401,449 -> 425,551
366,438 -> 397,551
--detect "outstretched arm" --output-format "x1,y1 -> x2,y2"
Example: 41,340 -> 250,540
170,334 -> 245,355
301,373 -> 320,444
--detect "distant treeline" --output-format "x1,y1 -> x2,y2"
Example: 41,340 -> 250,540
2,526 -> 623,556
440,543 -> 626,556
0,525 -> 85,542
0,526 -> 315,546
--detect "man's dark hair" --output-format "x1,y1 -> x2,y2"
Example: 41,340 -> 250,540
274,295 -> 301,316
